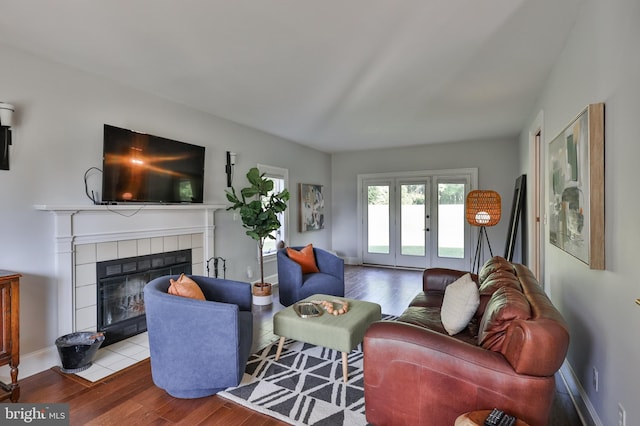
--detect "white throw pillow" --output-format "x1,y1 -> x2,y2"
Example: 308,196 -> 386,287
441,273 -> 480,336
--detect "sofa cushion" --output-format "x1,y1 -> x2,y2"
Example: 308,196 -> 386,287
478,256 -> 515,284
479,270 -> 522,295
408,291 -> 444,308
398,306 -> 446,332
440,273 -> 480,335
397,306 -> 478,345
286,244 -> 320,273
477,269 -> 522,317
168,273 -> 206,300
478,286 -> 531,351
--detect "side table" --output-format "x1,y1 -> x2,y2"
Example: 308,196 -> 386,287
455,410 -> 530,426
0,270 -> 20,402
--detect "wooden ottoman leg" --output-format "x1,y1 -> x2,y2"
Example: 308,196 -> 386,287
342,352 -> 348,382
275,336 -> 286,361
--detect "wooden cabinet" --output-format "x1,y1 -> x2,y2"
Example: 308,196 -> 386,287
0,271 -> 19,402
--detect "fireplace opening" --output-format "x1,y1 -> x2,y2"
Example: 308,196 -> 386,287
96,249 -> 192,346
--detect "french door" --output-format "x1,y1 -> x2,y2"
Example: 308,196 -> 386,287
363,179 -> 431,268
360,170 -> 474,270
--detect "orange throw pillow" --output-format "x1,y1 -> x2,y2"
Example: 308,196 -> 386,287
168,273 -> 206,300
286,244 -> 320,273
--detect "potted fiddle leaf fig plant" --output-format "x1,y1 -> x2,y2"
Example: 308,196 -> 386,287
225,167 -> 290,304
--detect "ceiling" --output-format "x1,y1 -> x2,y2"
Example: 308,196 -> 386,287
0,0 -> 583,153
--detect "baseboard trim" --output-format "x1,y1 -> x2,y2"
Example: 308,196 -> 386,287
559,360 -> 602,426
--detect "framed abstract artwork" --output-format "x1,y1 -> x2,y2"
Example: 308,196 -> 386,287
548,103 -> 604,269
299,183 -> 324,232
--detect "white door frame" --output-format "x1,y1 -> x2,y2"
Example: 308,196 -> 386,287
528,111 -> 545,286
357,168 -> 478,268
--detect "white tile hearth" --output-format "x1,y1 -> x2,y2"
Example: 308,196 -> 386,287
73,333 -> 150,382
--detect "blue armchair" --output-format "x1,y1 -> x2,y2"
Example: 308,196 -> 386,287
144,275 -> 253,398
277,246 -> 345,306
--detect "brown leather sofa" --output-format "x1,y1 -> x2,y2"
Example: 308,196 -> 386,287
363,257 -> 569,426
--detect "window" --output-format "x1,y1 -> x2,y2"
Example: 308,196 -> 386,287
258,164 -> 289,256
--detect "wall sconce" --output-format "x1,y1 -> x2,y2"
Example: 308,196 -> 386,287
466,190 -> 501,274
0,102 -> 15,171
226,151 -> 236,187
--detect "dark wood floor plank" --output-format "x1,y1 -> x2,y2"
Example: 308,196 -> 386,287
17,265 -> 581,425
19,369 -> 87,403
157,397 -> 227,424
67,366 -> 158,424
195,402 -> 252,425
130,376 -> 176,410
83,399 -> 166,426
235,412 -> 283,426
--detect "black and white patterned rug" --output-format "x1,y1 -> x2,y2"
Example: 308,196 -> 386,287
219,315 -> 396,425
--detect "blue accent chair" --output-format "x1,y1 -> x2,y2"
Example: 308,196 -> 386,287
144,275 -> 253,398
277,246 -> 345,306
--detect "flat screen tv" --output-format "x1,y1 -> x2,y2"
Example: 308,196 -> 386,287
101,124 -> 205,204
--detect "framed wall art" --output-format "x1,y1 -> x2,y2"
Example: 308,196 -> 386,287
548,103 -> 604,269
299,183 -> 324,232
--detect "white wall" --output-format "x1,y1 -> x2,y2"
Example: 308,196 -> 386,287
519,0 -> 640,424
331,138 -> 520,262
0,44 -> 331,369
215,147 -> 334,282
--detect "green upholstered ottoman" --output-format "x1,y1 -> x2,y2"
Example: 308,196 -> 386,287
273,293 -> 381,382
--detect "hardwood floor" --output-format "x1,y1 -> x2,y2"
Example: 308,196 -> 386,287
18,265 -> 582,425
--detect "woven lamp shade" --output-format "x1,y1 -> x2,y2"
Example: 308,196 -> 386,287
466,190 -> 501,226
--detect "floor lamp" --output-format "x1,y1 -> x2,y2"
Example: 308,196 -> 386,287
466,190 -> 501,275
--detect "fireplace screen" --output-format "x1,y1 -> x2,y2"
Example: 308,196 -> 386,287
97,249 -> 191,346
100,273 -> 147,328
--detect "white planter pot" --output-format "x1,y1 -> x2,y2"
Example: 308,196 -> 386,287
253,294 -> 273,306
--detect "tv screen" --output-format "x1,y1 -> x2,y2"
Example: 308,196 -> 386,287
101,124 -> 205,204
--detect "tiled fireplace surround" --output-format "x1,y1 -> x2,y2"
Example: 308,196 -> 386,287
76,234 -> 200,334
34,204 -> 225,381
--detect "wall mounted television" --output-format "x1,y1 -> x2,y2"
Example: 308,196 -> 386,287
101,124 -> 205,204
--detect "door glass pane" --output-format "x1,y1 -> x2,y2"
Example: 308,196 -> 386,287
262,177 -> 285,255
368,185 -> 389,254
401,184 -> 425,256
438,183 -> 465,258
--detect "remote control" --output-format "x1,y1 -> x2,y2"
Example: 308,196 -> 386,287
498,413 -> 516,426
484,408 -> 504,426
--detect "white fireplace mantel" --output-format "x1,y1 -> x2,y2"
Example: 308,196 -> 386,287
35,203 -> 226,336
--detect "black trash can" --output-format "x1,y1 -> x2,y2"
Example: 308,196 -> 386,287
55,332 -> 105,373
